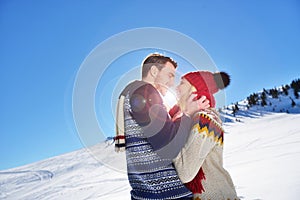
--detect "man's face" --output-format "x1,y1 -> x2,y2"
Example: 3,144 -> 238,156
154,61 -> 176,96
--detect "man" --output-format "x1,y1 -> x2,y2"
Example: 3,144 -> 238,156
115,53 -> 209,200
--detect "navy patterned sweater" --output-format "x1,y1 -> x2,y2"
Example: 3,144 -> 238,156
120,81 -> 193,199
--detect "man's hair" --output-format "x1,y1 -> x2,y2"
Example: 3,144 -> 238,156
141,53 -> 177,78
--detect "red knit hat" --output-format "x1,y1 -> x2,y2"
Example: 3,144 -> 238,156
183,71 -> 230,107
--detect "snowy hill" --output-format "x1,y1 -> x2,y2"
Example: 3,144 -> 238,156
220,85 -> 300,123
1,83 -> 300,200
0,143 -> 130,200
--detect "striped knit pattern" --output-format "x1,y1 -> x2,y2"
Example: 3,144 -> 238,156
124,92 -> 192,200
192,113 -> 224,146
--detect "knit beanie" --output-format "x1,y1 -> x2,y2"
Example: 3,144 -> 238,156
183,71 -> 230,107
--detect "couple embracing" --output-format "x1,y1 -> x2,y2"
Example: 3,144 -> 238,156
115,53 -> 239,200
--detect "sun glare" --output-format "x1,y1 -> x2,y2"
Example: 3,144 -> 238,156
163,90 -> 177,109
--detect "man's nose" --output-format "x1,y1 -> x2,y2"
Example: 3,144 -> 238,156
175,86 -> 180,94
168,79 -> 175,87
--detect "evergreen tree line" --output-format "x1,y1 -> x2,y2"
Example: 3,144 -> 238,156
246,78 -> 299,108
230,78 -> 300,116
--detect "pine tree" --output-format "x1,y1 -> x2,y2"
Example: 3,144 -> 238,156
235,103 -> 239,111
290,79 -> 300,99
247,93 -> 259,107
291,98 -> 296,107
261,91 -> 267,106
285,84 -> 290,90
294,89 -> 299,99
270,88 -> 278,98
282,85 -> 289,96
232,103 -> 239,117
291,79 -> 300,91
218,108 -> 222,113
232,105 -> 236,117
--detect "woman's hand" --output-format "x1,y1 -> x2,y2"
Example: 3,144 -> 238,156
183,94 -> 210,117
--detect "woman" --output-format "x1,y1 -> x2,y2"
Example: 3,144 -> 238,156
172,71 -> 239,200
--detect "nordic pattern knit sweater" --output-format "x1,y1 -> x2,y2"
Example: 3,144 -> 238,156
120,81 -> 192,200
173,109 -> 239,200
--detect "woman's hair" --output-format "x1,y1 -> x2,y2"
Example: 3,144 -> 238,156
141,53 -> 177,78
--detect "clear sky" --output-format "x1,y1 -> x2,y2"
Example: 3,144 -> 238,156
1,0 -> 299,170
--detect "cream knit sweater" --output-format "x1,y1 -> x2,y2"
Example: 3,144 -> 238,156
173,109 -> 239,200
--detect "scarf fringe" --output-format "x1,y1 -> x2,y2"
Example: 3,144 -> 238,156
115,95 -> 125,153
185,167 -> 206,194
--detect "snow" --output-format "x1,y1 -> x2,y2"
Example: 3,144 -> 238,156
0,147 -> 130,200
1,91 -> 300,199
224,113 -> 300,199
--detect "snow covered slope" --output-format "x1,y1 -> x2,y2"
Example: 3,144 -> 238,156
1,111 -> 299,200
223,113 -> 300,199
0,143 -> 130,200
1,86 -> 300,199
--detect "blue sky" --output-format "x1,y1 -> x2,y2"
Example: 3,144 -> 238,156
1,0 -> 299,170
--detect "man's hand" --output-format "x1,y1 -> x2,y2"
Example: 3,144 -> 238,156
183,94 -> 210,117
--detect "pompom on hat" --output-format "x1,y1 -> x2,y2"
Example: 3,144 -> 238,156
183,71 -> 230,107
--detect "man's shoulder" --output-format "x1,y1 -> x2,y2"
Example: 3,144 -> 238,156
120,80 -> 156,97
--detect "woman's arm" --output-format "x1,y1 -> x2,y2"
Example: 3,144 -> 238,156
173,112 -> 224,183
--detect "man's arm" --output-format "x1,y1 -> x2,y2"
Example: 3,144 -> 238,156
130,83 -> 209,159
130,84 -> 188,150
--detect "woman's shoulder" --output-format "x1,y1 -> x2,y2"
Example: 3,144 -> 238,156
192,109 -> 225,146
193,109 -> 224,132
195,108 -> 222,122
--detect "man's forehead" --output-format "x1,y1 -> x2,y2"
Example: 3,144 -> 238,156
162,61 -> 176,72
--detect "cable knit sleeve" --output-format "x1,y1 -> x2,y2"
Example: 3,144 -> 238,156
173,111 -> 224,183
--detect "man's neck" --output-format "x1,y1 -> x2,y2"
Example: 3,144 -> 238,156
142,77 -> 154,86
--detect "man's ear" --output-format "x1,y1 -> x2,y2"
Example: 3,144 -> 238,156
150,65 -> 159,77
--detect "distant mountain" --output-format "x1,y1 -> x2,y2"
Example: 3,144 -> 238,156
1,79 -> 300,200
